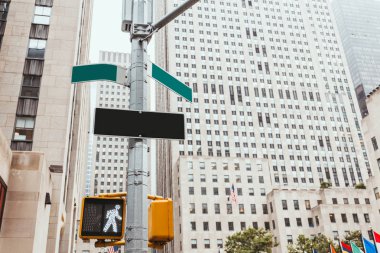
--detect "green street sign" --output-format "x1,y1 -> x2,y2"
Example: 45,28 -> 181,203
150,62 -> 192,102
71,64 -> 126,84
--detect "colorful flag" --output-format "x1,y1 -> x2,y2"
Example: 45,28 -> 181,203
363,237 -> 377,253
108,246 -> 119,253
372,230 -> 380,244
230,184 -> 238,204
341,241 -> 352,253
351,242 -> 364,253
331,244 -> 338,253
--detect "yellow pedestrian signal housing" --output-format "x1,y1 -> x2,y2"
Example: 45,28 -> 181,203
147,195 -> 174,248
79,194 -> 126,241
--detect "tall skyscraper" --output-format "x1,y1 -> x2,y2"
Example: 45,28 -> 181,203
0,0 -> 93,252
75,50 -> 129,253
90,51 -> 130,197
155,0 -> 377,252
331,0 -> 380,116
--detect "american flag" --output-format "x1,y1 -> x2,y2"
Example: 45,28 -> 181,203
108,246 -> 119,253
230,184 -> 238,204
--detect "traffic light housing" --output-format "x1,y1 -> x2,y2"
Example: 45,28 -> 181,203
148,195 -> 174,248
79,196 -> 126,240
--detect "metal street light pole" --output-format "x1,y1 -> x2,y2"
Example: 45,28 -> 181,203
124,0 -> 200,252
125,0 -> 149,251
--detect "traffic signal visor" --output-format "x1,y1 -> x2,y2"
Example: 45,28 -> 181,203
148,198 -> 174,243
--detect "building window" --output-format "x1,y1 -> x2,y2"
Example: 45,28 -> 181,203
296,218 -> 302,227
239,204 -> 244,214
217,239 -> 223,249
0,0 -> 10,49
371,137 -> 378,151
33,6 -> 51,25
284,218 -> 290,227
374,187 -> 380,200
228,222 -> 234,231
0,176 -> 7,231
282,200 -> 288,210
191,239 -> 197,249
227,203 -> 232,214
263,204 -> 268,214
189,203 -> 195,214
294,200 -> 299,210
204,239 -> 210,249
353,213 -> 359,223
27,39 -> 46,59
364,213 -> 370,223
0,1 -> 10,22
333,231 -> 339,240
216,222 -> 221,231
305,200 -> 311,210
287,235 -> 293,244
214,203 -> 220,214
341,213 -> 347,223
203,222 -> 209,231
13,117 -> 35,141
308,218 -> 314,227
202,203 -> 208,214
190,221 -> 196,231
329,213 -> 336,223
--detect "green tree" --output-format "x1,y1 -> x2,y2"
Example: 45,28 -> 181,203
343,230 -> 363,249
288,235 -> 314,253
224,227 -> 278,253
288,234 -> 340,253
354,183 -> 366,189
320,182 -> 332,189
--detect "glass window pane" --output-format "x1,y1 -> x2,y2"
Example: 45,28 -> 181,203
24,118 -> 35,128
16,118 -> 26,128
33,15 -> 50,25
21,86 -> 39,97
14,128 -> 33,141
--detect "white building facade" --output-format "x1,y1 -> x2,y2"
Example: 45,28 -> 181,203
362,86 -> 380,214
155,0 -> 377,252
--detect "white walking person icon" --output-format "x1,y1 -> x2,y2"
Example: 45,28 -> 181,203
103,205 -> 122,233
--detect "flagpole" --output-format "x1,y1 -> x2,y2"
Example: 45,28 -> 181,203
339,239 -> 344,253
362,235 -> 367,253
371,227 -> 379,253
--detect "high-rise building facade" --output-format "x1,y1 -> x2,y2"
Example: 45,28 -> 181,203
0,0 -> 93,252
155,0 -> 376,252
331,0 -> 380,116
91,51 -> 130,197
362,86 -> 380,212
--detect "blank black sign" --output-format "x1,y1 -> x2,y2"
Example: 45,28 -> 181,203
81,198 -> 124,238
94,108 -> 185,140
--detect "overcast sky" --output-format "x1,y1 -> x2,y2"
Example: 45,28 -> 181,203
89,0 -> 156,63
89,0 -> 131,63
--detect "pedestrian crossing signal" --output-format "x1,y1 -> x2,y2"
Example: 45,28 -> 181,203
79,197 -> 126,240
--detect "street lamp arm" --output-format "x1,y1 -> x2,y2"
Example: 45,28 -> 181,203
151,0 -> 200,32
